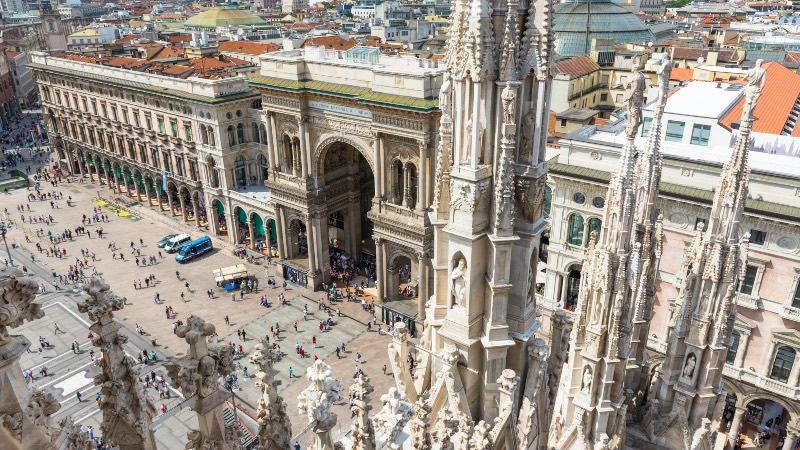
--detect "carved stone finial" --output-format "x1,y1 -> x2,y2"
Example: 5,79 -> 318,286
77,278 -> 126,325
297,360 -> 344,450
623,58 -> 646,140
349,374 -> 375,450
0,266 -> 43,344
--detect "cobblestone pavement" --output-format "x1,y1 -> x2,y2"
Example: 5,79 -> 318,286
2,166 -> 400,448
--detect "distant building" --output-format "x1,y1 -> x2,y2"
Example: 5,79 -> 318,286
0,51 -> 17,130
281,0 -> 308,14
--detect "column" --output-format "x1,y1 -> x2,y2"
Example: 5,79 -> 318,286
762,341 -> 777,377
166,189 -> 175,216
76,153 -> 84,177
307,219 -> 318,272
192,195 -> 200,226
727,406 -> 746,449
379,137 -> 387,198
207,200 -> 219,234
583,220 -> 592,247
179,193 -> 188,222
265,220 -> 273,254
560,273 -> 569,307
298,119 -> 308,178
154,185 -> 162,209
229,214 -> 240,244
267,113 -> 279,169
417,142 -> 426,212
418,252 -> 428,320
734,333 -> 749,368
782,429 -> 799,450
376,238 -> 385,301
113,171 -> 120,193
248,220 -> 256,247
789,355 -> 800,387
292,141 -> 300,177
124,177 -> 132,197
275,207 -> 287,259
470,82 -> 481,168
373,135 -> 381,201
143,183 -> 151,206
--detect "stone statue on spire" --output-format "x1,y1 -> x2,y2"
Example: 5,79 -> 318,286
297,360 -> 344,450
741,59 -> 766,120
623,59 -> 646,140
249,343 -> 291,450
656,53 -> 672,108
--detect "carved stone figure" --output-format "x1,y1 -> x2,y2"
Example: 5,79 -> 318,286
656,53 -> 672,108
0,266 -> 44,344
519,109 -> 536,158
409,400 -> 431,450
371,387 -> 413,445
592,297 -> 602,325
623,61 -> 646,140
501,84 -> 517,125
24,389 -> 61,440
451,258 -> 467,307
690,418 -> 711,450
682,353 -> 697,378
297,360 -> 344,450
249,344 -> 291,450
439,74 -> 452,116
581,367 -> 592,394
741,59 -> 766,120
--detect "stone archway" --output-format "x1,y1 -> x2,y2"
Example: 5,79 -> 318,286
313,134 -> 375,177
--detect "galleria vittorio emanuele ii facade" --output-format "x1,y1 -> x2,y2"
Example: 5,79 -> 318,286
0,0 -> 792,448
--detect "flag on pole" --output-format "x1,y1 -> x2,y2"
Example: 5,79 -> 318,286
162,170 -> 167,191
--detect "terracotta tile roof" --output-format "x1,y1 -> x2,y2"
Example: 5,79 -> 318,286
161,64 -> 194,76
218,40 -> 279,55
132,42 -> 163,48
61,54 -> 100,64
4,50 -> 20,58
115,35 -> 141,44
670,67 -> 694,81
719,62 -> 800,136
785,52 -> 800,64
301,35 -> 356,50
554,55 -> 599,79
152,46 -> 185,60
167,35 -> 193,43
105,56 -> 150,69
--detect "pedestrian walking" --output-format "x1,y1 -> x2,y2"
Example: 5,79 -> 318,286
224,315 -> 229,325
76,391 -> 82,402
288,367 -> 294,378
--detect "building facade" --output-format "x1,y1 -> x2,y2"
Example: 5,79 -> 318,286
541,80 -> 800,448
0,51 -> 17,131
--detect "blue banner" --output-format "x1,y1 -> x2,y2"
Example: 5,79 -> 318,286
162,170 -> 167,191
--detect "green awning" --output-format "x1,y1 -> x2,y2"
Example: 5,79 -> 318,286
268,218 -> 276,241
216,200 -> 225,215
254,213 -> 265,236
237,207 -> 247,224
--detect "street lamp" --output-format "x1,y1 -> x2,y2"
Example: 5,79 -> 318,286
0,222 -> 14,267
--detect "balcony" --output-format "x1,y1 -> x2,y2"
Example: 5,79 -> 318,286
723,364 -> 800,399
736,293 -> 762,310
781,304 -> 800,323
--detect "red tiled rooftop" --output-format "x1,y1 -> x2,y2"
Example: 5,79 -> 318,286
301,35 -> 356,50
670,67 -> 694,81
218,40 -> 279,55
719,62 -> 800,136
115,35 -> 141,44
554,55 -> 599,79
167,35 -> 193,43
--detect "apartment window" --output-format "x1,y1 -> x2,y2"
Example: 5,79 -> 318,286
641,117 -> 653,137
81,98 -> 88,112
769,346 -> 796,383
170,120 -> 178,136
619,75 -> 628,85
100,103 -> 107,118
690,124 -> 711,146
587,218 -> 602,245
560,119 -> 567,127
615,94 -> 623,103
144,115 -> 152,131
162,152 -> 171,172
90,100 -> 97,115
158,118 -> 166,135
151,149 -> 160,168
600,93 -> 608,101
176,156 -> 184,177
601,74 -> 609,84
749,229 -> 766,245
544,185 -> 552,216
739,265 -> 758,295
111,105 -> 118,122
792,281 -> 800,308
121,108 -> 128,124
665,120 -> 685,142
568,213 -> 584,246
132,110 -> 140,127
184,125 -> 192,141
726,330 -> 740,364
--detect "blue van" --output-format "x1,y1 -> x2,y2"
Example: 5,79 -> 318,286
175,236 -> 213,263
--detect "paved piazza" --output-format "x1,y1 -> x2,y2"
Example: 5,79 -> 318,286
3,169 -> 397,448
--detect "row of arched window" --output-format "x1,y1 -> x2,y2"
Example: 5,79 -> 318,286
567,213 -> 602,247
726,332 -> 797,384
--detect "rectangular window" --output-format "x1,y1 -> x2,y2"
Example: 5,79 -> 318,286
176,156 -> 185,177
144,115 -> 152,131
111,105 -> 118,122
184,125 -> 192,141
121,108 -> 128,124
100,103 -> 107,118
158,118 -> 166,135
170,121 -> 178,136
749,229 -> 766,246
82,98 -> 88,111
90,100 -> 97,115
615,94 -> 623,103
132,110 -> 140,127
690,124 -> 711,146
600,93 -> 608,101
666,120 -> 685,142
601,74 -> 609,84
641,117 -> 653,137
151,149 -> 160,168
793,282 -> 800,308
739,265 -> 758,295
560,119 -> 567,127
619,75 -> 627,86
